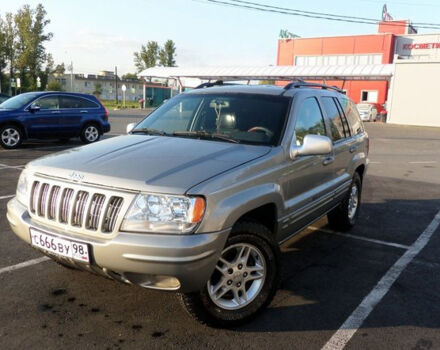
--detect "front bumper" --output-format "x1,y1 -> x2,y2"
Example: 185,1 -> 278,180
7,198 -> 230,292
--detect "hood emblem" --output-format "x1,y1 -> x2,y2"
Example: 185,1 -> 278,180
68,171 -> 85,182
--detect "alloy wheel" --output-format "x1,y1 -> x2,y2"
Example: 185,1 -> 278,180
207,243 -> 266,310
1,128 -> 20,147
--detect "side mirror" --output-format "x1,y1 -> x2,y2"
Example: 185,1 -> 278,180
290,134 -> 332,159
126,122 -> 137,134
29,105 -> 40,113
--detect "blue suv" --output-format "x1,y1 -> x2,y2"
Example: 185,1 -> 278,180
0,92 -> 110,149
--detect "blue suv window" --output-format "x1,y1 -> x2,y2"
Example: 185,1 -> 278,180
36,96 -> 59,110
60,96 -> 98,109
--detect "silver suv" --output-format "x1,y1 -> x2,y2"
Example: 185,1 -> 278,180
7,82 -> 368,327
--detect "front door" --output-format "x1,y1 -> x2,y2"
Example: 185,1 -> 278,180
26,95 -> 61,138
278,96 -> 335,242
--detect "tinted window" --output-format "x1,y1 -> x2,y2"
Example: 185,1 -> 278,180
60,96 -> 98,109
340,98 -> 364,135
36,96 -> 59,110
294,97 -> 326,146
135,93 -> 290,146
321,97 -> 347,142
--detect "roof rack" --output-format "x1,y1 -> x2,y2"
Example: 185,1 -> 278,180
194,80 -> 238,89
283,81 -> 345,94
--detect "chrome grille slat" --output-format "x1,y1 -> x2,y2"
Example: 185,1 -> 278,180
103,197 -> 124,233
72,191 -> 89,227
87,194 -> 106,231
29,180 -> 124,234
48,186 -> 61,220
38,183 -> 50,217
60,188 -> 74,223
30,181 -> 40,213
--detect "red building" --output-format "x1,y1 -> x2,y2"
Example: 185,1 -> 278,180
276,20 -> 416,111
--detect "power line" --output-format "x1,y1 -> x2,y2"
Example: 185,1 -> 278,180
194,0 -> 440,30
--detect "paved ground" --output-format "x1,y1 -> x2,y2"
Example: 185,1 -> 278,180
1,119 -> 440,350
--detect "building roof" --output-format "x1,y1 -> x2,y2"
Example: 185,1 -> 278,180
139,64 -> 394,82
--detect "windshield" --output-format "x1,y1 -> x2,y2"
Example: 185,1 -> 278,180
133,93 -> 290,146
0,93 -> 39,109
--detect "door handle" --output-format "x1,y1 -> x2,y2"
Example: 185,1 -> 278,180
322,156 -> 334,166
349,145 -> 358,153
51,110 -> 60,114
80,110 -> 88,113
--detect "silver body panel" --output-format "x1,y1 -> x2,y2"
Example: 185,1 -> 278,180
7,86 -> 368,292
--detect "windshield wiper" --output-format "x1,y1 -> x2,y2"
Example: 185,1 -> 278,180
172,131 -> 240,144
131,128 -> 168,136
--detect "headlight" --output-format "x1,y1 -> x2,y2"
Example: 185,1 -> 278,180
16,170 -> 30,207
121,194 -> 205,234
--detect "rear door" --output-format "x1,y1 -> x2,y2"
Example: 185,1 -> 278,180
320,95 -> 353,199
59,95 -> 100,136
26,95 -> 61,137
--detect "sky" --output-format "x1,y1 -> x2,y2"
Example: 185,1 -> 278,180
1,0 -> 440,75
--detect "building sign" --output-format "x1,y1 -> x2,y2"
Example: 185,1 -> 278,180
402,42 -> 440,50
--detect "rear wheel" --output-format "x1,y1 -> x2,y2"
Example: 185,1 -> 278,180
327,172 -> 362,231
80,124 -> 100,144
180,221 -> 280,328
0,124 -> 23,149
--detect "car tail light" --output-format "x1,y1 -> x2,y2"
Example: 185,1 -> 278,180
104,107 -> 109,121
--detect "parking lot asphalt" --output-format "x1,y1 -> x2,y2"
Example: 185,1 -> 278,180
1,118 -> 440,350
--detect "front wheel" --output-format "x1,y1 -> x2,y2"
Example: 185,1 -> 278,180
0,124 -> 23,149
180,221 -> 280,328
327,172 -> 362,231
80,124 -> 100,144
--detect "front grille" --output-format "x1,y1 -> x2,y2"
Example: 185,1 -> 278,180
29,180 -> 123,234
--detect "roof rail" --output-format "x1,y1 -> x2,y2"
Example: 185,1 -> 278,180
283,81 -> 345,94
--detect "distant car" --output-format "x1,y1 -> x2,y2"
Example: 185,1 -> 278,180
0,92 -> 110,149
356,103 -> 378,122
0,93 -> 10,104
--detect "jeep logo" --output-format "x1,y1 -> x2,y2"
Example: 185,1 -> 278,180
68,171 -> 84,182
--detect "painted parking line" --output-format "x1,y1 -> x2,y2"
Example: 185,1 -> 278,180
408,161 -> 437,164
0,163 -> 25,170
0,195 -> 15,200
0,256 -> 50,275
309,226 -> 410,250
321,209 -> 440,350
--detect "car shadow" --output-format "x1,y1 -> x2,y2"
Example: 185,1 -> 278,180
236,174 -> 440,333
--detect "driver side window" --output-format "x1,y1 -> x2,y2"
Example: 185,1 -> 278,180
34,96 -> 59,110
294,97 -> 326,146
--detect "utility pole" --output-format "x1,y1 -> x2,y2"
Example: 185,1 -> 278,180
68,61 -> 74,92
115,66 -> 118,104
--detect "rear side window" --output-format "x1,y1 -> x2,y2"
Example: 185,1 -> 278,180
321,97 -> 347,142
60,96 -> 99,109
294,97 -> 326,146
340,98 -> 364,135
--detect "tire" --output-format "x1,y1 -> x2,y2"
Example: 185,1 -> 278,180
0,124 -> 23,149
80,124 -> 101,144
180,221 -> 280,328
327,172 -> 362,232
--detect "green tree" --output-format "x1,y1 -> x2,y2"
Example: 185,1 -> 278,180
54,63 -> 65,75
122,73 -> 138,80
134,41 -> 159,72
3,13 -> 17,94
14,4 -> 53,91
47,80 -> 62,91
159,40 -> 176,67
93,83 -> 102,97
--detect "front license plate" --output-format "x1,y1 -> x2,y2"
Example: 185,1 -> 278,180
29,228 -> 90,263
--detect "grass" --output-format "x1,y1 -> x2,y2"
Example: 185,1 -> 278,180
101,100 -> 141,109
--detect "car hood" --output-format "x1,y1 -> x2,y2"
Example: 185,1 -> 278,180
28,135 -> 272,194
